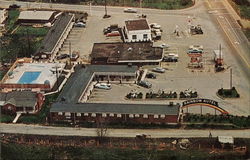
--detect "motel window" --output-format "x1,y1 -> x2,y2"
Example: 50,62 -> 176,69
135,114 -> 140,118
132,35 -> 137,40
65,112 -> 71,116
117,114 -> 122,118
160,114 -> 165,119
84,113 -> 89,116
102,113 -> 107,117
143,114 -> 148,119
154,114 -> 159,119
91,113 -> 96,117
129,114 -> 134,118
77,113 -> 81,117
41,55 -> 47,58
109,113 -> 114,117
58,112 -> 63,115
143,34 -> 148,39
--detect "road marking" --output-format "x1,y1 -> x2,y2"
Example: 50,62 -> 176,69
216,17 -> 250,68
224,17 -> 242,43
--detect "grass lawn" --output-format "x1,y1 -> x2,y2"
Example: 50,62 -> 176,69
0,114 -> 15,123
2,142 -> 246,160
5,10 -> 20,33
243,28 -> 250,41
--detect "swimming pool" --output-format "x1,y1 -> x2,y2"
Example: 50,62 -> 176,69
18,71 -> 41,84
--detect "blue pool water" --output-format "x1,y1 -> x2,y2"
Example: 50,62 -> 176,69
18,72 -> 41,84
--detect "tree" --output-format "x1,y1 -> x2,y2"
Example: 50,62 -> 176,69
96,117 -> 108,143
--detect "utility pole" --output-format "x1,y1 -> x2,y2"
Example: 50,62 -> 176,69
104,0 -> 107,16
140,0 -> 142,15
230,68 -> 232,89
89,1 -> 92,16
69,41 -> 72,66
55,64 -> 59,92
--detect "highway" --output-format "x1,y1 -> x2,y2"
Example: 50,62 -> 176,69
1,123 -> 250,138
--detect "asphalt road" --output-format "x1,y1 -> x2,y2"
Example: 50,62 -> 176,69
1,123 -> 250,138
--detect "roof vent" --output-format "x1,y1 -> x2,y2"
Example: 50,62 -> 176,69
128,47 -> 132,51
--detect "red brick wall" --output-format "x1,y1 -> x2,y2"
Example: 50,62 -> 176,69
0,84 -> 50,90
50,112 -> 179,124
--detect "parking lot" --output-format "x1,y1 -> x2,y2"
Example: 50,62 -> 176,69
70,7 -> 250,116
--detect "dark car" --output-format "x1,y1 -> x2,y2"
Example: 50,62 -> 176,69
9,4 -> 21,9
138,80 -> 152,88
56,54 -> 69,60
146,73 -> 156,79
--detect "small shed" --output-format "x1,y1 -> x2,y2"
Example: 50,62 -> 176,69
218,136 -> 234,149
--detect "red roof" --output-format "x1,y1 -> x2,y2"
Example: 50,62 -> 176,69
125,19 -> 150,31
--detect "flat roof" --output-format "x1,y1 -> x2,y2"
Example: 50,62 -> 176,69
35,13 -> 74,55
18,10 -> 54,20
56,65 -> 138,104
50,103 -> 180,115
125,19 -> 150,31
4,63 -> 65,87
91,42 -> 163,63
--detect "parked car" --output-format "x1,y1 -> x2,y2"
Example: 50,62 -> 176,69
74,22 -> 86,27
106,31 -> 120,37
56,54 -> 69,60
188,45 -> 203,53
163,53 -> 179,62
152,67 -> 165,73
124,8 -> 137,13
138,80 -> 152,88
70,53 -> 79,61
159,43 -> 170,48
146,73 -> 156,79
95,83 -> 111,90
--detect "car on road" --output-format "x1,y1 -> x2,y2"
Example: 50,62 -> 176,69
138,80 -> 152,88
188,45 -> 203,53
74,22 -> 86,27
152,67 -> 165,73
94,83 -> 111,90
56,54 -> 69,60
124,8 -> 137,13
146,73 -> 156,79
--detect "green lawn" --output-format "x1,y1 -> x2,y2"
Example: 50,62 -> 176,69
0,114 -> 15,123
243,28 -> 250,41
5,10 -> 20,33
2,142 -> 246,160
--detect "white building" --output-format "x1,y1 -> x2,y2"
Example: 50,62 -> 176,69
123,19 -> 152,42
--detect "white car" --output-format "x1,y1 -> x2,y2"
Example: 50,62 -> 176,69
152,67 -> 165,73
159,43 -> 170,48
94,83 -> 111,90
124,8 -> 137,13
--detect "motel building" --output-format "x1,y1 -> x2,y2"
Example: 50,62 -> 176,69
123,19 -> 152,42
50,103 -> 181,125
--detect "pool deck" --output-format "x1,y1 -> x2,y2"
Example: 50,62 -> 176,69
4,63 -> 65,87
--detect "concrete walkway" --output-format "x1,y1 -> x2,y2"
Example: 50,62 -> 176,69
1,123 -> 250,138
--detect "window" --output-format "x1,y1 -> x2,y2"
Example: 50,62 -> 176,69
91,113 -> 96,117
129,114 -> 134,118
84,113 -> 89,116
77,113 -> 81,117
117,114 -> 122,118
143,34 -> 148,39
58,112 -> 63,115
65,112 -> 71,116
135,114 -> 140,118
109,113 -> 114,117
143,114 -> 148,118
102,113 -> 107,117
154,114 -> 159,119
160,114 -> 165,119
132,35 -> 137,40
